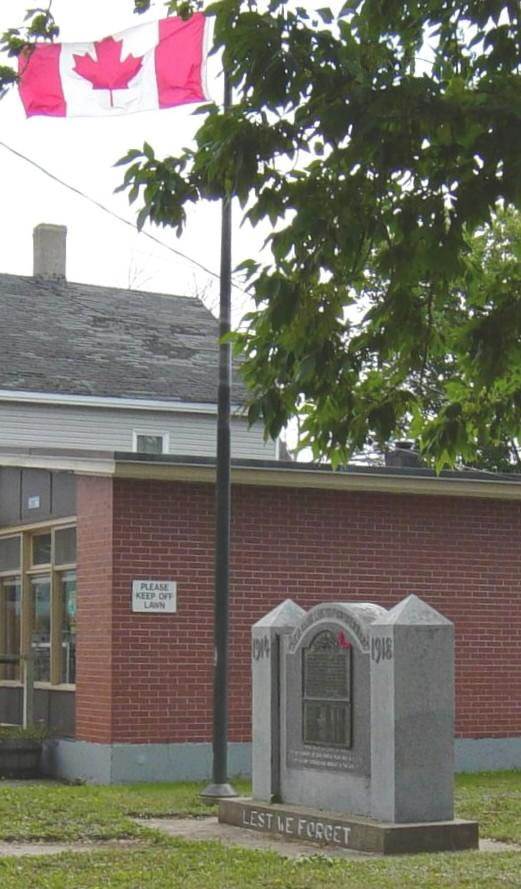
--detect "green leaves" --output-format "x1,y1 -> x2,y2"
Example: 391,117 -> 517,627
23,0 -> 516,471
115,144 -> 199,233
0,5 -> 60,95
211,1 -> 520,469
0,65 -> 19,92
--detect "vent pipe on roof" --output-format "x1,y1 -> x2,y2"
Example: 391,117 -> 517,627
385,440 -> 424,468
33,223 -> 67,279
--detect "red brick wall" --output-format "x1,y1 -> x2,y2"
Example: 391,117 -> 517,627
110,479 -> 215,744
76,476 -> 114,743
77,477 -> 521,744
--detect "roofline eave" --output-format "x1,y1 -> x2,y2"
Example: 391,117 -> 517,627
113,456 -> 521,501
0,388 -> 246,415
0,448 -> 520,501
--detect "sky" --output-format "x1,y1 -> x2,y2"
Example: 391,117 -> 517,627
0,0 -> 261,321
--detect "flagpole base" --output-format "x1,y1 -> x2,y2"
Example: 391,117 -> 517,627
200,782 -> 238,804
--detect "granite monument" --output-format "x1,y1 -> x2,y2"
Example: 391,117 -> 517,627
219,594 -> 479,854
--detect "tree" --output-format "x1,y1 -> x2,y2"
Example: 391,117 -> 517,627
419,205 -> 521,473
359,206 -> 521,472
2,1 -> 520,469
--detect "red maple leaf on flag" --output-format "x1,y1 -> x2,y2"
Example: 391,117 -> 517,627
73,37 -> 143,107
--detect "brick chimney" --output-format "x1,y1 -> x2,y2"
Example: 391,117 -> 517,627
385,441 -> 424,468
33,223 -> 67,279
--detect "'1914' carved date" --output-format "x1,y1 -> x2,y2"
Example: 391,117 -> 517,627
252,635 -> 270,661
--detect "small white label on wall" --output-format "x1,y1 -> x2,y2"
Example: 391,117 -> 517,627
27,496 -> 40,510
132,580 -> 177,613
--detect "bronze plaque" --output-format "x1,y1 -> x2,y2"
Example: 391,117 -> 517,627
302,630 -> 352,748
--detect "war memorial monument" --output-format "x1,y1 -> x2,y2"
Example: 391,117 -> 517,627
219,595 -> 479,854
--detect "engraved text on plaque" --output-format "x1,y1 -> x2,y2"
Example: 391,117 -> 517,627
302,630 -> 352,748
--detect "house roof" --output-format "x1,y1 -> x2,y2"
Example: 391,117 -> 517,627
0,273 -> 245,405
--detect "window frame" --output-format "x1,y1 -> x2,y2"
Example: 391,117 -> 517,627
0,574 -> 22,683
0,519 -> 77,691
132,429 -> 170,455
0,535 -> 22,577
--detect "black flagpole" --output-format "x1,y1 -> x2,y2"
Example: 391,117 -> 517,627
201,69 -> 237,801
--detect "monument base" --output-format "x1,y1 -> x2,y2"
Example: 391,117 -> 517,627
219,798 -> 479,855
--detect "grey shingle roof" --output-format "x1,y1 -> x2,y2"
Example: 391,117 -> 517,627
0,273 -> 246,404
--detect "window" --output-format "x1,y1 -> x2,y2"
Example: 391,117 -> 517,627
0,536 -> 21,682
55,527 -> 76,566
0,578 -> 21,681
133,431 -> 169,455
0,536 -> 21,574
0,524 -> 77,688
60,571 -> 76,684
32,533 -> 51,566
31,575 -> 51,682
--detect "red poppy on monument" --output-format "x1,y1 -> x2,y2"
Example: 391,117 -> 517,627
337,630 -> 352,649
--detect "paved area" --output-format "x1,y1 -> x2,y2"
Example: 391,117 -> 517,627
0,842 -> 76,858
139,817 -> 521,859
0,839 -> 141,858
0,817 -> 519,859
481,838 -> 521,854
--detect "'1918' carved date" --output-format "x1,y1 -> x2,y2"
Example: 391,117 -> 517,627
371,636 -> 393,663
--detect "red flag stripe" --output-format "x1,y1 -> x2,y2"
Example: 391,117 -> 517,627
156,14 -> 207,109
19,43 -> 66,117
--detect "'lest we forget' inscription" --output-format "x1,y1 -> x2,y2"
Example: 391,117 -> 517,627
242,807 -> 352,847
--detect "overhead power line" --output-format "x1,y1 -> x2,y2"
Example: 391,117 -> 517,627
0,139 -> 247,294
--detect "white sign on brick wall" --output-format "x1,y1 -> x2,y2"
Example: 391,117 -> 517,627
132,580 -> 177,613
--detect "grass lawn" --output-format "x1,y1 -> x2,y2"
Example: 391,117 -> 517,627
0,771 -> 520,844
0,843 -> 520,889
0,772 -> 519,887
455,771 -> 521,845
0,778 -> 251,841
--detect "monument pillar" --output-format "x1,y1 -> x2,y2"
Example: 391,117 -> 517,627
251,599 -> 305,802
370,594 -> 454,823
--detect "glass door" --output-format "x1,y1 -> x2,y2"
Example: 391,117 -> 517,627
31,575 -> 51,683
60,571 -> 76,684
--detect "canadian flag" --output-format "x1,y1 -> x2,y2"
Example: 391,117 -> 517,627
18,13 -> 210,117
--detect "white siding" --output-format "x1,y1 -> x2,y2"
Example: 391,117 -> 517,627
0,402 -> 278,460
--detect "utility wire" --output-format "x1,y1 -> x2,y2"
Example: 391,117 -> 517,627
0,139 -> 248,295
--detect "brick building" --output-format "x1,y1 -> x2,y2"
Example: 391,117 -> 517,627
1,449 -> 520,782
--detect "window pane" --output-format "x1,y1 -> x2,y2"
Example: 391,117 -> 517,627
32,533 -> 51,566
55,527 -> 77,566
136,435 -> 164,454
0,537 -> 21,573
0,578 -> 20,681
60,571 -> 76,685
31,575 -> 50,682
